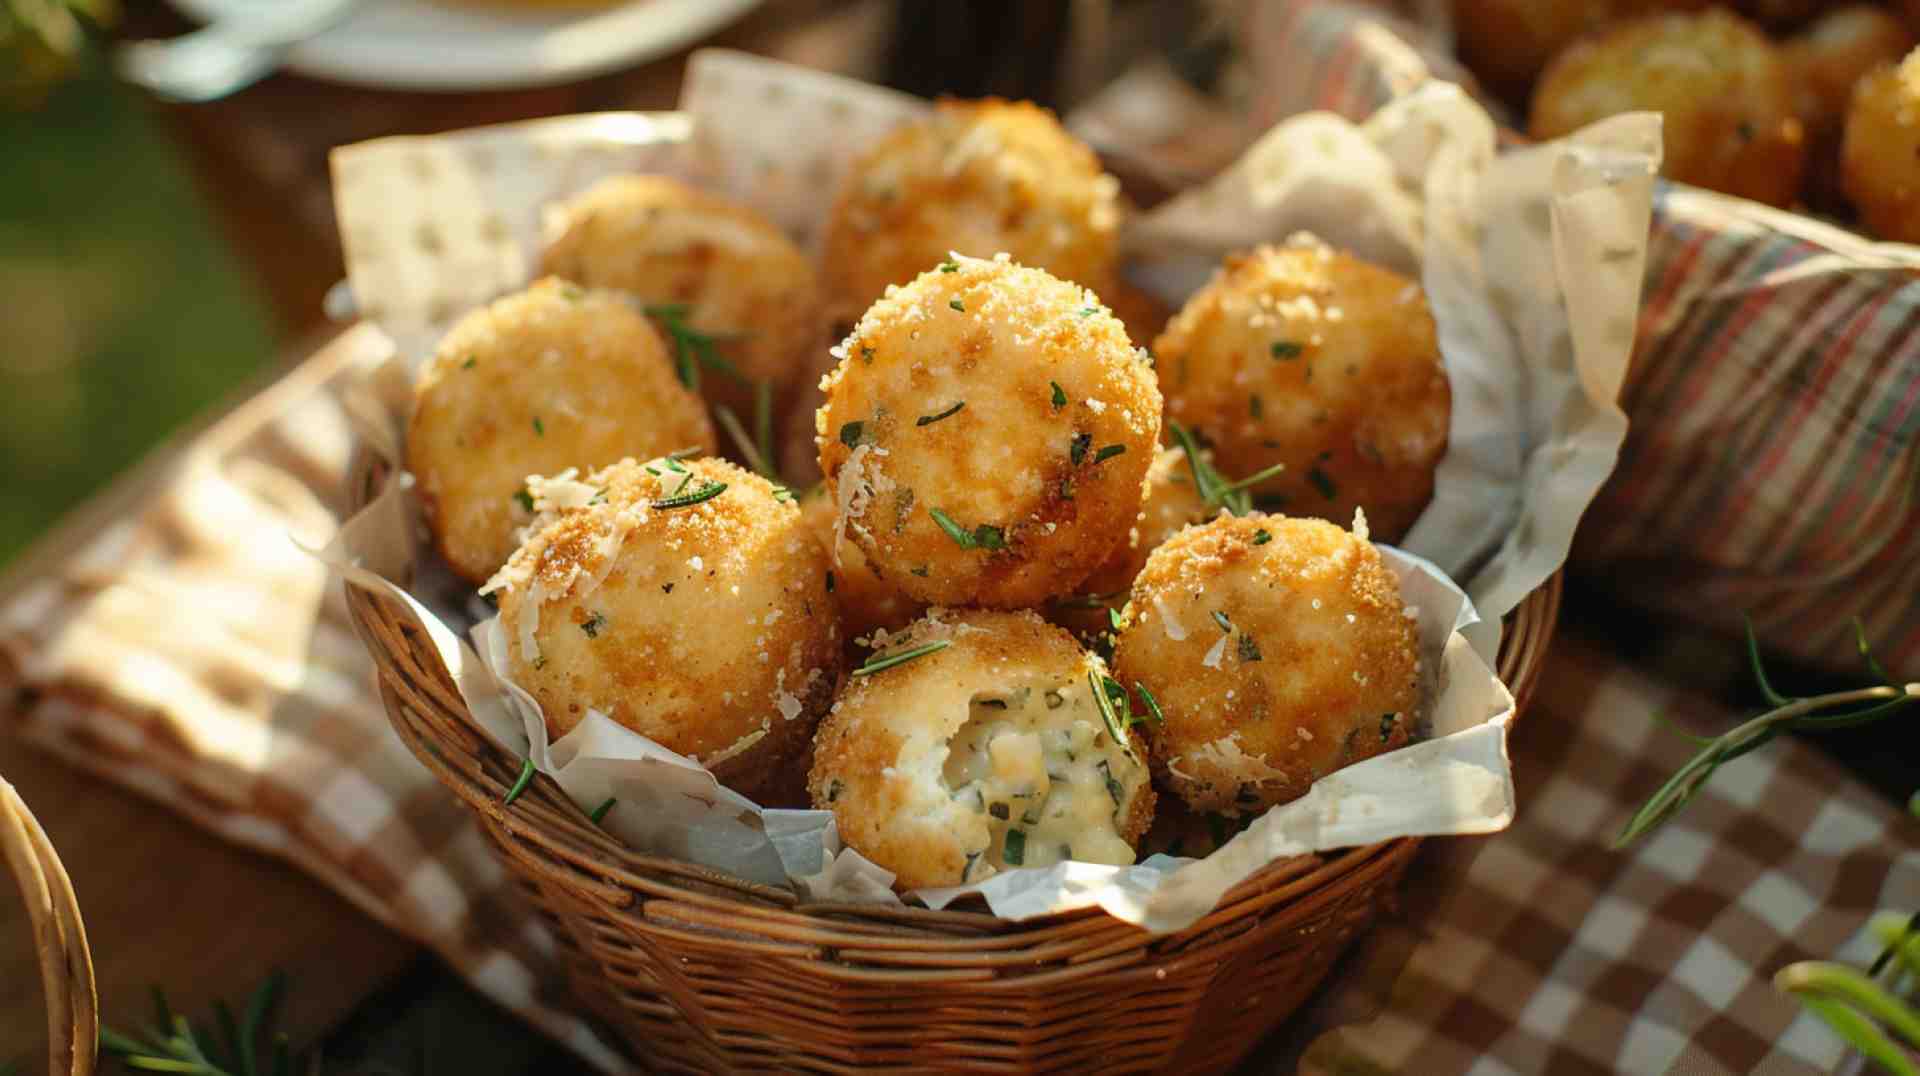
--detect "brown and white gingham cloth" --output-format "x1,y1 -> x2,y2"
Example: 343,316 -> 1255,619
1,328 -> 1915,1073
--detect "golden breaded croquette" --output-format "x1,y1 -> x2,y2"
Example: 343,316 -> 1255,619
407,278 -> 716,584
816,254 -> 1161,609
822,99 -> 1123,323
485,456 -> 841,804
1530,9 -> 1807,208
798,486 -> 923,641
809,608 -> 1154,889
1842,46 -> 1920,242
1112,513 -> 1419,815
1154,238 -> 1448,543
1451,0 -> 1618,103
541,175 -> 826,423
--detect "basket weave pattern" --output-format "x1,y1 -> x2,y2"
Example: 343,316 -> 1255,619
348,509 -> 1558,1072
1,778 -> 97,1076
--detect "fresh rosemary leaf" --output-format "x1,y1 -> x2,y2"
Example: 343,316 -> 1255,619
590,797 -> 617,824
852,640 -> 950,676
1133,681 -> 1165,726
1271,341 -> 1303,359
1211,610 -> 1232,633
1050,381 -> 1067,410
917,401 -> 965,426
839,421 -> 865,448
652,480 -> 728,510
1093,444 -> 1126,465
929,507 -> 976,548
503,757 -> 536,806
1746,616 -> 1789,707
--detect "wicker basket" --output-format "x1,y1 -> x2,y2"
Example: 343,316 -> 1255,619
346,453 -> 1560,1072
1,777 -> 98,1076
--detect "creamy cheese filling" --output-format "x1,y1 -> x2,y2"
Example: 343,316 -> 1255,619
942,682 -> 1141,881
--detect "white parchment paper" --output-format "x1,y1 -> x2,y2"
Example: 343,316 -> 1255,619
324,49 -> 1657,933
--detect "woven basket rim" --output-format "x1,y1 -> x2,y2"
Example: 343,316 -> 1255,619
1,777 -> 98,1076
343,447 -> 1560,938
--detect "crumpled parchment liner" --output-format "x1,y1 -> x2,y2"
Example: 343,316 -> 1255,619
323,49 -> 1657,932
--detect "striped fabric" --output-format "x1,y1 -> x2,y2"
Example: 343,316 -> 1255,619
1233,0 -> 1920,675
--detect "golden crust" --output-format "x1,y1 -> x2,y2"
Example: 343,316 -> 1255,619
1154,239 -> 1448,543
822,99 -> 1123,322
816,254 -> 1161,608
1530,9 -> 1807,208
490,456 -> 842,804
1112,513 -> 1419,815
1049,446 -> 1214,640
808,609 -> 1154,890
407,278 -> 716,584
1451,0 -> 1619,102
540,174 -> 827,421
798,486 -> 924,640
1842,47 -> 1920,242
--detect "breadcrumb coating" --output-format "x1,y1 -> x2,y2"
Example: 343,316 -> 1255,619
408,277 -> 715,584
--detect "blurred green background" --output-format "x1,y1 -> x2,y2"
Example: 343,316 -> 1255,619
0,60 -> 277,567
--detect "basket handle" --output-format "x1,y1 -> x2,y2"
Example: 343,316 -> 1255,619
1,778 -> 98,1076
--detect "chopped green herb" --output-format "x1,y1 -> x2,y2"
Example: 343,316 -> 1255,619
839,421 -> 866,448
1271,340 -> 1302,359
938,259 -> 960,273
589,797 -> 617,824
1050,381 -> 1067,410
910,565 -> 930,577
826,779 -> 844,803
652,480 -> 727,510
1092,444 -> 1126,465
462,356 -> 477,369
1089,671 -> 1133,759
1252,528 -> 1272,545
1133,681 -> 1165,726
1308,466 -> 1338,500
1058,477 -> 1075,500
859,345 -> 875,364
502,757 -> 536,806
1212,610 -> 1233,633
514,487 -> 535,513
851,639 -> 950,676
973,523 -> 1006,551
581,612 -> 607,638
1003,828 -> 1027,865
1097,759 -> 1124,808
949,298 -> 966,312
643,303 -> 745,390
930,507 -> 976,548
1108,607 -> 1124,633
1238,633 -> 1262,663
917,401 -> 965,426
1249,394 -> 1263,419
532,416 -> 544,437
772,484 -> 796,504
1078,305 -> 1098,318
989,802 -> 1010,820
1069,432 -> 1092,465
1380,713 -> 1398,742
825,571 -> 836,593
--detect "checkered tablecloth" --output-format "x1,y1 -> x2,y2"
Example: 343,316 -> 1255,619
1,327 -> 1914,1073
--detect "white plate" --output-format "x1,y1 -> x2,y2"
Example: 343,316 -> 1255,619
166,0 -> 763,92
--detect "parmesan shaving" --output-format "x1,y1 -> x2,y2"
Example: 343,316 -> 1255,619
703,727 -> 768,768
1351,507 -> 1371,542
1201,633 -> 1229,669
1153,594 -> 1189,640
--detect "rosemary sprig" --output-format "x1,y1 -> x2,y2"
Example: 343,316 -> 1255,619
1614,618 -> 1917,848
1167,420 -> 1287,517
100,972 -> 297,1076
1776,962 -> 1920,1074
502,756 -> 536,806
642,303 -> 746,390
714,379 -> 779,481
652,479 -> 728,510
851,640 -> 949,676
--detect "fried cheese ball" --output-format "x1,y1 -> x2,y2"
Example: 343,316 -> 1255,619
1530,9 -> 1807,208
1842,47 -> 1920,242
1113,514 -> 1419,816
822,99 -> 1123,323
486,456 -> 841,804
799,486 -> 923,641
817,255 -> 1160,609
1155,238 -> 1448,543
809,609 -> 1154,889
408,278 -> 716,584
540,175 -> 825,421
